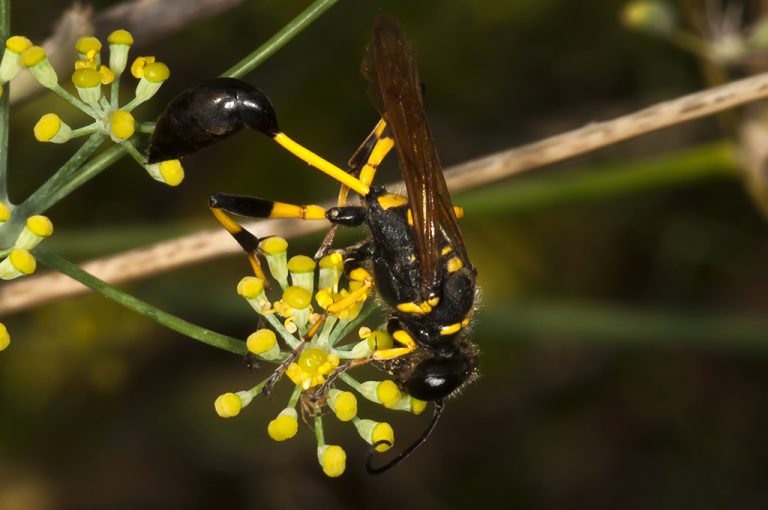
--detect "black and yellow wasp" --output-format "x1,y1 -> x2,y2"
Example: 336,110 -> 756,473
147,17 -> 478,470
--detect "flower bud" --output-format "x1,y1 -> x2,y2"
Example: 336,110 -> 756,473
14,215 -> 53,250
108,29 -> 134,74
267,408 -> 298,441
0,35 -> 32,82
0,249 -> 36,280
145,159 -> 184,186
21,46 -> 57,88
110,110 -> 135,141
71,68 -> 102,105
34,113 -> 72,143
317,445 -> 346,477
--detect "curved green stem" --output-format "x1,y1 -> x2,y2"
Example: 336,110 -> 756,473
15,133 -> 108,219
34,247 -> 246,355
0,0 -> 11,204
222,0 -> 338,78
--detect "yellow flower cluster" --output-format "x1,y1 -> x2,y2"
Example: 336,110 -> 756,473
213,238 -> 428,476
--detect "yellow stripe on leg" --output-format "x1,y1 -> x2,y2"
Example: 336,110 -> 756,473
270,202 -> 327,220
210,207 -> 242,235
273,132 -> 369,196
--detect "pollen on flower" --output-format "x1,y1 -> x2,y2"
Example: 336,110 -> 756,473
286,347 -> 339,389
98,65 -> 115,85
282,286 -> 312,309
34,114 -> 62,142
6,35 -> 32,54
371,422 -> 395,452
318,445 -> 346,477
26,215 -> 53,237
376,380 -> 402,408
110,110 -> 135,140
237,276 -> 265,299
329,390 -> 357,421
20,45 -> 45,67
71,68 -> 100,88
410,397 -> 427,415
260,236 -> 288,255
75,36 -> 102,57
108,29 -> 134,46
142,61 -> 170,83
130,56 -> 155,78
267,409 -> 299,441
214,392 -> 243,418
246,329 -> 277,355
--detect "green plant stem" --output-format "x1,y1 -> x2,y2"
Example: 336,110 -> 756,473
15,133 -> 108,218
35,247 -> 246,355
0,0 -> 10,204
457,142 -> 738,215
222,0 -> 338,78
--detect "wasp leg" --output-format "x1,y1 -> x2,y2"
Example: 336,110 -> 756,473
310,357 -> 372,404
316,119 -> 395,258
148,78 -> 370,195
209,192 -> 329,279
372,319 -> 417,361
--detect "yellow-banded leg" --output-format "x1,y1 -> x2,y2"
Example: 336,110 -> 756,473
209,192 -> 328,281
315,119 -> 395,258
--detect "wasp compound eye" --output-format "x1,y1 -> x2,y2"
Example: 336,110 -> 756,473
405,353 -> 475,401
147,77 -> 279,164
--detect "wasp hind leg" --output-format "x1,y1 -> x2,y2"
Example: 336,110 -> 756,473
209,192 -> 329,280
315,118 -> 395,258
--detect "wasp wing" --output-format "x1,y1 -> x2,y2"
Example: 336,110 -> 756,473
362,17 -> 469,293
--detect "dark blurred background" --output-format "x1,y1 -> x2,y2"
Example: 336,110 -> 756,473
2,0 -> 768,508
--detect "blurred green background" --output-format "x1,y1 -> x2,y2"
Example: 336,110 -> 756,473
2,0 -> 768,508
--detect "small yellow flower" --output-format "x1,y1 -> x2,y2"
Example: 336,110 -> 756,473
108,29 -> 133,74
21,46 -> 57,88
34,113 -> 72,143
71,68 -> 102,105
110,110 -> 135,141
329,390 -> 357,422
0,35 -> 32,81
214,392 -> 243,418
75,36 -> 102,61
0,249 -> 36,280
285,347 -> 340,390
317,445 -> 346,477
267,408 -> 299,441
145,159 -> 184,186
14,215 -> 53,250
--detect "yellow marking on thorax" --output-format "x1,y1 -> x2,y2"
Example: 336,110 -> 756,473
453,206 -> 464,219
447,256 -> 464,273
439,315 -> 473,336
441,246 -> 454,256
396,301 -> 433,315
377,193 -> 409,210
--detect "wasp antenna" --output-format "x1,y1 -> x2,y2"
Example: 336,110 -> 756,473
365,399 -> 445,475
